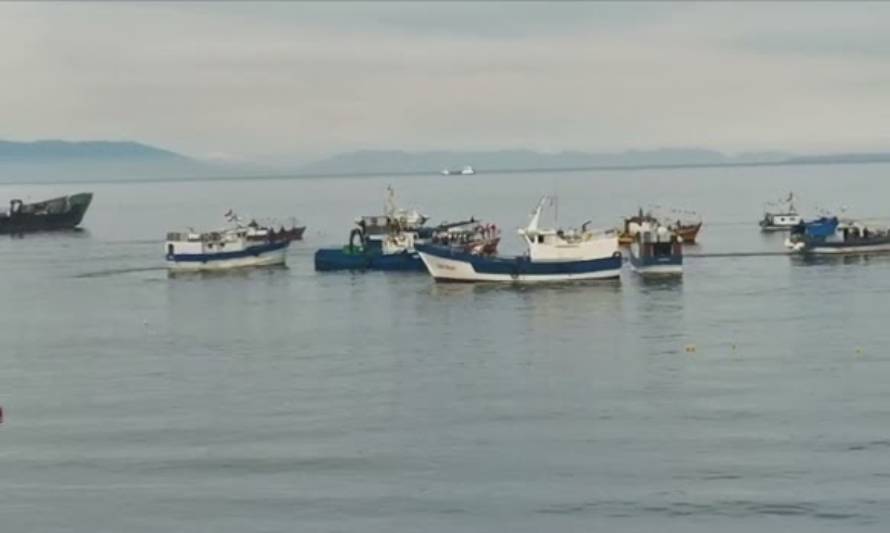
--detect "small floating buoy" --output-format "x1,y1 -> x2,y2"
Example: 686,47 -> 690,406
685,344 -> 697,353
0,405 -> 4,424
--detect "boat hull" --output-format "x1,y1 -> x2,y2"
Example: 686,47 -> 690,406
0,192 -> 93,234
629,254 -> 683,275
286,226 -> 306,241
417,245 -> 622,283
314,248 -> 425,272
799,242 -> 890,254
167,240 -> 290,271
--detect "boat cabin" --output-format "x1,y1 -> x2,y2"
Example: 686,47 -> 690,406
634,224 -> 682,259
518,197 -> 619,262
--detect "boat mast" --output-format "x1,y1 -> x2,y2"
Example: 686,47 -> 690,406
385,186 -> 396,218
554,195 -> 559,228
527,196 -> 548,233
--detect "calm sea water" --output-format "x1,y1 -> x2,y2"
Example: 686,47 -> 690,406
3,164 -> 890,532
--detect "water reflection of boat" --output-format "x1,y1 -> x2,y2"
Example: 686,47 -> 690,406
790,252 -> 890,267
0,192 -> 93,234
785,216 -> 890,254
418,196 -> 622,283
167,263 -> 288,279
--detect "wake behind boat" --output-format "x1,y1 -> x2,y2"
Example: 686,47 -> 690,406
417,196 -> 622,283
165,213 -> 298,271
0,192 -> 93,234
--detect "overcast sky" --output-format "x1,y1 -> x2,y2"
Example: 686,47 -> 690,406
2,1 -> 890,163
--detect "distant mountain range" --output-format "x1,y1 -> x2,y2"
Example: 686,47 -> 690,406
2,139 -> 890,183
0,139 -> 216,182
0,140 -> 187,161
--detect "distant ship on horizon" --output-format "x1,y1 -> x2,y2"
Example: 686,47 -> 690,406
440,165 -> 475,176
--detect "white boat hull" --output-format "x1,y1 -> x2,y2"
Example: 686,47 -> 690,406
167,247 -> 288,271
418,250 -> 621,283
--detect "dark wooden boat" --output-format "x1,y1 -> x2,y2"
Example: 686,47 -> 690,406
0,192 -> 93,234
619,207 -> 702,244
671,221 -> 702,244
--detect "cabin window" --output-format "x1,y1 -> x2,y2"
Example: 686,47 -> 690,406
653,242 -> 673,257
167,244 -> 174,255
537,235 -> 544,244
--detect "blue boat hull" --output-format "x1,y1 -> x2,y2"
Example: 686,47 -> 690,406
314,248 -> 425,272
416,244 -> 622,282
628,252 -> 683,274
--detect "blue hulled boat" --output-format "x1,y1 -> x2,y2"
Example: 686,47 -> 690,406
628,221 -> 683,276
417,196 -> 622,283
785,216 -> 890,254
314,188 -> 500,272
314,228 -> 427,271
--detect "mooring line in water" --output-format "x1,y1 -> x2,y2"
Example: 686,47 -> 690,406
74,266 -> 166,278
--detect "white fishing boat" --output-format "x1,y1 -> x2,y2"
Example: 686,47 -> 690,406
760,192 -> 802,231
417,196 -> 621,283
629,221 -> 683,276
165,213 -> 294,271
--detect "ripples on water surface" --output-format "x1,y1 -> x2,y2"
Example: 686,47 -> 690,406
2,166 -> 890,532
